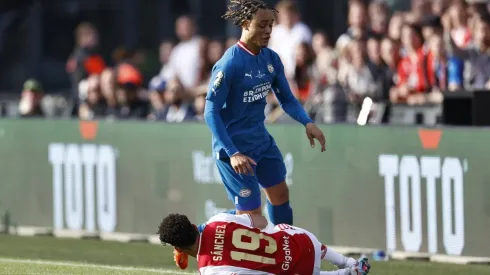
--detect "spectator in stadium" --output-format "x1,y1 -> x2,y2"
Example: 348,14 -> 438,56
115,83 -> 150,120
293,42 -> 315,104
198,39 -> 224,85
207,40 -> 225,69
449,14 -> 490,90
445,0 -> 472,49
158,40 -> 175,77
115,64 -> 149,119
269,0 -> 312,79
428,33 -> 464,92
366,36 -> 390,101
387,12 -> 404,42
311,31 -> 331,56
431,0 -> 450,17
155,79 -> 195,122
380,38 -> 401,100
405,0 -> 432,24
78,74 -> 108,120
18,79 -> 44,118
161,15 -> 201,92
147,75 -> 167,121
100,68 -> 118,118
420,15 -> 444,47
368,0 -> 390,38
341,39 -> 377,108
466,1 -> 489,32
66,22 -> 106,99
188,39 -> 226,101
336,0 -> 370,50
392,23 -> 428,105
193,91 -> 206,121
311,48 -> 348,123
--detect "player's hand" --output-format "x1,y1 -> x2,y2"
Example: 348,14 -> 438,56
230,153 -> 257,176
305,123 -> 326,152
173,249 -> 188,270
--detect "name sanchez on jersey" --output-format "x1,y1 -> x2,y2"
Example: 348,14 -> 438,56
211,224 -> 226,261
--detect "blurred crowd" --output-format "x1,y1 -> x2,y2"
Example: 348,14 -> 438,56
16,0 -> 490,124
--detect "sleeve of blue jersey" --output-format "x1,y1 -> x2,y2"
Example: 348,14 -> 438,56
197,223 -> 206,233
204,59 -> 239,157
270,51 -> 313,126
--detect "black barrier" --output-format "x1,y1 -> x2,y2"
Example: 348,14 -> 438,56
443,90 -> 490,126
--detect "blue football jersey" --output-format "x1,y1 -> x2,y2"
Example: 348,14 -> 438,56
204,42 -> 312,159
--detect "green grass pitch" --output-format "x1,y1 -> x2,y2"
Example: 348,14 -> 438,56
0,235 -> 488,274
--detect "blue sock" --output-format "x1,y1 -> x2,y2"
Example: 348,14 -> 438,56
266,200 -> 293,225
198,209 -> 237,232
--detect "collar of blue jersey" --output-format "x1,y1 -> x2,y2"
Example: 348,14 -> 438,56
237,41 -> 259,56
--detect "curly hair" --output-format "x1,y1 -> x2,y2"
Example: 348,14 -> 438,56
157,214 -> 198,248
222,0 -> 278,27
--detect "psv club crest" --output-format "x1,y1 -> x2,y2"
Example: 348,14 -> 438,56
267,64 -> 274,73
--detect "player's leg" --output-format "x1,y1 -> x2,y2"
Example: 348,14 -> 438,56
320,245 -> 370,275
256,145 -> 293,225
319,269 -> 360,275
215,158 -> 262,214
297,227 -> 370,275
319,244 -> 357,268
319,259 -> 370,275
197,158 -> 260,235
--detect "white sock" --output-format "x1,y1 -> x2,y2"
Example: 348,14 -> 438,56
322,247 -> 357,268
320,268 -> 352,275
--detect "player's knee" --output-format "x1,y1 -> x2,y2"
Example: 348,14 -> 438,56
264,181 -> 289,205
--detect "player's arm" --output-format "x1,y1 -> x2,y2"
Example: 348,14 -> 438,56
271,52 -> 326,151
204,61 -> 256,174
270,53 -> 313,127
203,62 -> 239,157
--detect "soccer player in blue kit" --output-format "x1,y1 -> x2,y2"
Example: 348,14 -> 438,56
203,0 -> 326,224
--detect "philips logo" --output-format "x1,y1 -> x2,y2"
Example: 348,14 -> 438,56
242,82 -> 271,103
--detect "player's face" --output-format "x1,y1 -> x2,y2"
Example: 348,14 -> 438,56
247,8 -> 275,48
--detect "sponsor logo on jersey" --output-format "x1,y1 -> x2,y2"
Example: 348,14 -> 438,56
242,82 -> 271,103
213,71 -> 224,89
281,235 -> 292,271
239,188 -> 251,197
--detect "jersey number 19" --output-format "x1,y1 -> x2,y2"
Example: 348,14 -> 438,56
231,229 -> 278,265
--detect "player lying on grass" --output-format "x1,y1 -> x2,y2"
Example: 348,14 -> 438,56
157,213 -> 371,275
203,0 -> 326,227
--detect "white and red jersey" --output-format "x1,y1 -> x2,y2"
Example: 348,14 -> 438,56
197,213 -> 316,275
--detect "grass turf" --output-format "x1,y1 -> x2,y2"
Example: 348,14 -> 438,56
0,235 -> 488,275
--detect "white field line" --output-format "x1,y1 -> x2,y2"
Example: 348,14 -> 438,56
0,257 -> 195,274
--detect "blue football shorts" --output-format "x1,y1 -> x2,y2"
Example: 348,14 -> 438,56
215,144 -> 287,211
